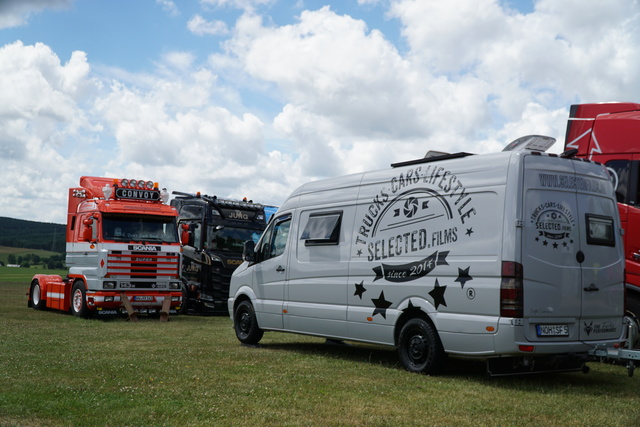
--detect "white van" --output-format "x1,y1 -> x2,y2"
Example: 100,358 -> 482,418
229,143 -> 627,375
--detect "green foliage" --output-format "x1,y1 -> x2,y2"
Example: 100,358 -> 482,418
0,216 -> 65,253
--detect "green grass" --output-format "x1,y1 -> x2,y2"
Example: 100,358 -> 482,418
1,267 -> 640,426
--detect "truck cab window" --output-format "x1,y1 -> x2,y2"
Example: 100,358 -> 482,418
605,160 -> 630,204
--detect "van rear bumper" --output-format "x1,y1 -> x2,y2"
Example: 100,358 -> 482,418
492,318 -> 625,356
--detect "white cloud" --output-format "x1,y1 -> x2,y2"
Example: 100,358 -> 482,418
0,0 -> 72,29
2,0 -> 640,224
156,0 -> 179,16
0,41 -> 101,222
188,14 -> 229,36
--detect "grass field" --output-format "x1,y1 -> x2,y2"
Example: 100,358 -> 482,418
1,267 -> 639,426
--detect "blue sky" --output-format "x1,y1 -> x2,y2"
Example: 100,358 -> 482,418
0,0 -> 638,223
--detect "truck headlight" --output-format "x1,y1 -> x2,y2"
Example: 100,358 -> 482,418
170,282 -> 181,290
103,281 -> 116,289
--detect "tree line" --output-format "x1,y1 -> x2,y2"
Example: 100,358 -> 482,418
5,253 -> 65,269
0,217 -> 65,253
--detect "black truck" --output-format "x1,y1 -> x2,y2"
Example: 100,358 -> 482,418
171,192 -> 268,314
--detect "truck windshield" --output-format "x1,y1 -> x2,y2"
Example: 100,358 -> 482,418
103,214 -> 179,243
206,226 -> 262,254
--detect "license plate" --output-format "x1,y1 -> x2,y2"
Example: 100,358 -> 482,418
133,296 -> 154,302
536,324 -> 569,337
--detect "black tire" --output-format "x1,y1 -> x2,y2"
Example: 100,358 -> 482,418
71,281 -> 90,318
397,317 -> 446,374
178,283 -> 189,315
30,280 -> 46,310
234,300 -> 264,344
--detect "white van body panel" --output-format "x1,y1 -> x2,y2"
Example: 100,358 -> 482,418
230,151 -> 625,363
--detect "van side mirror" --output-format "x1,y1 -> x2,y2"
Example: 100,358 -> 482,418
180,223 -> 191,246
243,240 -> 256,262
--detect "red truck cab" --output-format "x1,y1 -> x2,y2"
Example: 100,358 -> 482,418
28,176 -> 183,319
564,102 -> 640,320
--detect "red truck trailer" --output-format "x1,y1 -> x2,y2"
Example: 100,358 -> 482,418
28,176 -> 182,320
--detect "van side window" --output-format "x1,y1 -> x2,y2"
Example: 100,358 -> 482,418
586,214 -> 615,247
301,211 -> 342,246
605,160 -> 630,203
257,215 -> 291,261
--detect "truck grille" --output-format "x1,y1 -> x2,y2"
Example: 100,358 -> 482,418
106,251 -> 180,278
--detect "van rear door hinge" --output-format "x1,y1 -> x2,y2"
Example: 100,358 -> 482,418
515,219 -> 523,227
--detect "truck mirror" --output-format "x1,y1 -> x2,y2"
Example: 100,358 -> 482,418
180,223 -> 191,246
82,218 -> 93,241
243,240 -> 255,262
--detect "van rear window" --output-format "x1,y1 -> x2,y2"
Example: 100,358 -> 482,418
301,211 -> 342,245
586,214 -> 615,247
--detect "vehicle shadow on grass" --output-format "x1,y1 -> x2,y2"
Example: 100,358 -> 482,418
247,340 -> 637,396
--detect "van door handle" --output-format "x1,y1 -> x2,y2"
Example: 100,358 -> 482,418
633,253 -> 640,260
276,266 -> 285,272
583,283 -> 599,292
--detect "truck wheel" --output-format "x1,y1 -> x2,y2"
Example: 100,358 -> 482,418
178,283 -> 189,314
234,300 -> 264,344
30,280 -> 46,310
397,317 -> 446,375
71,281 -> 90,318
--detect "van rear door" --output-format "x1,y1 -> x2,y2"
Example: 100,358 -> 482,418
521,155 -> 624,344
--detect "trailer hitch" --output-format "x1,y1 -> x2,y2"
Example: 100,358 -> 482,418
587,316 -> 640,377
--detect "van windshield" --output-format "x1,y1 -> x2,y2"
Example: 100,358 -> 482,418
103,214 -> 179,243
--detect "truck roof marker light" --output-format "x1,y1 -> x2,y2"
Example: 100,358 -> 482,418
130,179 -> 137,188
137,180 -> 146,189
121,179 -> 129,187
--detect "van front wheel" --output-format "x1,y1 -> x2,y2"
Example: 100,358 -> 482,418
398,318 -> 445,374
234,300 -> 264,344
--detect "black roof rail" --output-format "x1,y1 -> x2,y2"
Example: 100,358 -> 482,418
391,152 -> 475,168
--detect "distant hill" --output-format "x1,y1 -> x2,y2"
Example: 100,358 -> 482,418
0,217 -> 65,253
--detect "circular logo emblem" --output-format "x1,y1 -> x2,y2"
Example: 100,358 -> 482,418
403,197 -> 419,218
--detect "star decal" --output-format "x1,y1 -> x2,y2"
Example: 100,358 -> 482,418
428,279 -> 447,310
465,228 -> 474,236
356,249 -> 363,256
454,266 -> 473,289
354,281 -> 367,299
371,291 -> 392,319
422,200 -> 429,209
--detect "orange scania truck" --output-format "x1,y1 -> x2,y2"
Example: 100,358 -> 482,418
28,176 -> 182,320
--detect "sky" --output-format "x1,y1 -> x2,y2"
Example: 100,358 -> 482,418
0,0 -> 639,224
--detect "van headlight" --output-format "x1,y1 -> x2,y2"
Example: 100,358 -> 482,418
103,281 -> 116,289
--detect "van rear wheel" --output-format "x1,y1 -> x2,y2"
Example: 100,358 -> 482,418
398,318 -> 446,374
234,300 -> 264,344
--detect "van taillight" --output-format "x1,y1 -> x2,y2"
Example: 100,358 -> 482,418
500,261 -> 523,318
